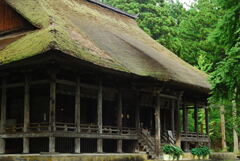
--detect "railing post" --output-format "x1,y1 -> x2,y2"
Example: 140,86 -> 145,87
0,78 -> 6,154
75,77 -> 81,153
23,75 -> 30,154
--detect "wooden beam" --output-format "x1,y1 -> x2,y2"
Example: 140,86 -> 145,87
155,92 -> 161,158
0,78 -> 6,154
117,91 -> 123,153
0,132 -> 138,140
23,75 -> 30,153
56,79 -> 118,93
0,80 -> 49,89
97,80 -> 103,153
75,77 -> 81,153
140,89 -> 178,100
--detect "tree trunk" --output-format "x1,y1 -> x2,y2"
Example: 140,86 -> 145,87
220,105 -> 227,152
232,98 -> 239,154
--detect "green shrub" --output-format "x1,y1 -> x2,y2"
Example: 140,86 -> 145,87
191,146 -> 210,159
162,144 -> 183,160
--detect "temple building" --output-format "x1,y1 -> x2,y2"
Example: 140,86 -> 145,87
0,0 -> 210,159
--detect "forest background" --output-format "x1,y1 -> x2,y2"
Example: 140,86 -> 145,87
102,0 -> 240,152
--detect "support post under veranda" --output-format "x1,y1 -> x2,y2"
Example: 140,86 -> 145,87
175,92 -> 183,148
155,90 -> 161,158
23,75 -> 30,154
75,77 -> 81,153
0,78 -> 6,154
117,90 -> 123,153
49,72 -> 56,153
97,79 -> 103,153
183,101 -> 189,151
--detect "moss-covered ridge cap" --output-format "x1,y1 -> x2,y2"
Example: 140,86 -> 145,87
0,0 -> 210,91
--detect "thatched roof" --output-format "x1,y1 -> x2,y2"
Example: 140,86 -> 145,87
0,0 -> 210,91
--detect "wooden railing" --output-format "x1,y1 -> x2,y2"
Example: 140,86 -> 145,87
79,124 -> 98,133
29,122 -> 50,131
4,122 -> 137,136
56,122 -> 76,132
181,132 -> 208,138
5,124 -> 24,133
139,129 -> 155,152
162,131 -> 175,145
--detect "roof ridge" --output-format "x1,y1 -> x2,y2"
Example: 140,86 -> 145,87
85,0 -> 138,19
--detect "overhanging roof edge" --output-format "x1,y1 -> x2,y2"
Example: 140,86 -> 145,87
86,0 -> 138,19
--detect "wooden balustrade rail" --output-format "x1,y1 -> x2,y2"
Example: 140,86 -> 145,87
181,132 -> 208,138
4,123 -> 138,135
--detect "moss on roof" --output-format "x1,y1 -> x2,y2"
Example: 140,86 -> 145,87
0,0 -> 210,90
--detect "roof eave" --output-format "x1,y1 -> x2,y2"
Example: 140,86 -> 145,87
86,0 -> 138,19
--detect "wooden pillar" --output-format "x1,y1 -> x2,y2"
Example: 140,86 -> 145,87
97,80 -> 103,153
194,104 -> 199,136
155,92 -> 161,158
0,78 -> 6,154
49,73 -> 56,153
205,107 -> 209,135
163,109 -> 167,131
23,75 -> 30,154
75,77 -> 81,153
183,105 -> 188,133
135,90 -> 140,152
183,103 -> 189,151
49,136 -> 55,153
175,93 -> 183,147
117,91 -> 123,153
171,100 -> 175,133
135,91 -> 140,129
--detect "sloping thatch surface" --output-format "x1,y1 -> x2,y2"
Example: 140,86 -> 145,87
0,0 -> 210,90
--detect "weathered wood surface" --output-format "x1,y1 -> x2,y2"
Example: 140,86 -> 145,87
75,77 -> 81,153
117,91 -> 123,153
97,80 -> 103,153
175,92 -> 183,147
155,92 -> 161,157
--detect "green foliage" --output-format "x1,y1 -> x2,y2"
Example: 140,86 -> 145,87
176,0 -> 223,67
162,144 -> 183,160
191,146 -> 211,159
103,0 -> 240,151
209,0 -> 240,102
